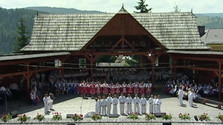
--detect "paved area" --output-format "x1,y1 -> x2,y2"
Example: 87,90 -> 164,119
1,94 -> 223,124
0,81 -> 222,124
23,95 -> 223,121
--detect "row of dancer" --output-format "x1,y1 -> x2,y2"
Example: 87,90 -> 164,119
95,93 -> 162,116
80,81 -> 152,97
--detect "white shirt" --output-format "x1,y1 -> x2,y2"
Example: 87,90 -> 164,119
119,96 -> 126,103
0,86 -> 6,92
148,97 -> 153,104
178,89 -> 184,97
112,98 -> 118,105
157,99 -> 162,105
107,97 -> 113,104
96,100 -> 102,108
30,91 -> 36,100
126,97 -> 133,104
141,98 -> 147,105
133,97 -> 140,104
101,99 -> 107,107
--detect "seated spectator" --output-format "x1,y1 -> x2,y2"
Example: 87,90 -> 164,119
30,90 -> 37,105
10,83 -> 19,98
0,86 -> 12,98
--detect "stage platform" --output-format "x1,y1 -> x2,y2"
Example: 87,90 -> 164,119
1,95 -> 222,124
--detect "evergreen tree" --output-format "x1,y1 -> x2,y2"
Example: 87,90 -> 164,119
173,5 -> 181,13
14,15 -> 29,52
135,0 -> 152,13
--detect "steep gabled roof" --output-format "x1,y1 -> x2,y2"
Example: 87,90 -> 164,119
133,13 -> 209,50
21,12 -> 209,51
22,14 -> 114,51
201,29 -> 223,44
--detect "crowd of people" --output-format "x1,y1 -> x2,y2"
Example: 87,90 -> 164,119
95,93 -> 162,116
165,75 -> 219,97
52,79 -> 153,98
92,69 -> 150,82
0,83 -> 20,104
164,72 -> 221,108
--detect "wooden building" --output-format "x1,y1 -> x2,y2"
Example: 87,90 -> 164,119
201,28 -> 223,51
1,7 -> 223,100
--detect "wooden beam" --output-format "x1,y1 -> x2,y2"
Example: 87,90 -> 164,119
0,71 -> 27,78
61,54 -> 70,62
30,67 -> 62,74
26,63 -> 30,98
111,36 -> 124,50
84,54 -> 91,62
151,62 -> 155,85
72,51 -> 165,56
173,66 -> 219,72
123,37 -> 136,50
215,71 -> 220,77
0,67 -> 61,79
0,56 -> 65,66
171,55 -> 221,62
218,61 -> 222,101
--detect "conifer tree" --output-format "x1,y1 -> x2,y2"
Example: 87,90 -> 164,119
135,0 -> 152,13
14,15 -> 29,52
174,5 -> 181,13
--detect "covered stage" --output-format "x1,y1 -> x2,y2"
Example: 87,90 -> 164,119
0,6 -> 223,101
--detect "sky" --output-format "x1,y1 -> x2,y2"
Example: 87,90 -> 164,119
0,0 -> 222,13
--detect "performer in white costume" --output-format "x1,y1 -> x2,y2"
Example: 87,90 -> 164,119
119,93 -> 126,115
49,93 -> 55,111
112,94 -> 118,115
101,95 -> 108,116
178,86 -> 184,106
107,93 -> 113,115
126,94 -> 133,115
95,96 -> 102,115
133,94 -> 140,114
157,95 -> 162,113
153,95 -> 158,114
140,94 -> 147,114
43,94 -> 50,114
148,95 -> 154,114
188,89 -> 195,107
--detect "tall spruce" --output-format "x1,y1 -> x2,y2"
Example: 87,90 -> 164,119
174,5 -> 181,12
14,15 -> 29,52
135,0 -> 152,13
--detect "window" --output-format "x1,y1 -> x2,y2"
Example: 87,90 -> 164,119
79,58 -> 86,68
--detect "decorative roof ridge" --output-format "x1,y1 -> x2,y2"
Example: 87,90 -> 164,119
117,4 -> 129,14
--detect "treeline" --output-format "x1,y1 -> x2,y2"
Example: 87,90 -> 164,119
0,7 -> 223,54
0,8 -> 40,54
196,14 -> 223,29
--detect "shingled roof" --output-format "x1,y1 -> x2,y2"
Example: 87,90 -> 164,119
201,29 -> 223,44
21,11 -> 209,51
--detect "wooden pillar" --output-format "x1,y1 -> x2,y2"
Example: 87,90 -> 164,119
85,53 -> 97,80
151,61 -> 155,85
172,58 -> 178,78
90,59 -> 93,80
147,52 -> 159,85
61,55 -> 70,78
218,61 -> 222,101
90,54 -> 98,81
61,61 -> 65,78
26,63 -> 30,99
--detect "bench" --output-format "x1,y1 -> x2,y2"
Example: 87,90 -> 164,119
197,97 -> 223,109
